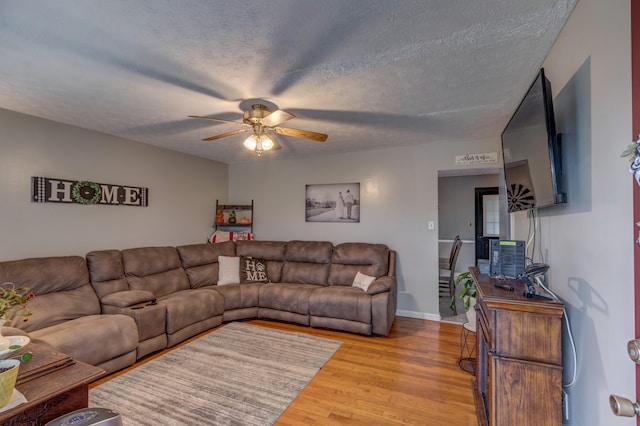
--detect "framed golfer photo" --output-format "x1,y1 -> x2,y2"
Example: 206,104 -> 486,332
305,183 -> 360,223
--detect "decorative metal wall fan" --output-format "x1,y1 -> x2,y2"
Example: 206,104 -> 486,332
189,104 -> 328,156
507,183 -> 536,212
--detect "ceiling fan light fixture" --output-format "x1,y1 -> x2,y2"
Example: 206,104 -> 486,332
190,103 -> 327,155
260,135 -> 275,151
243,134 -> 258,151
243,132 -> 274,155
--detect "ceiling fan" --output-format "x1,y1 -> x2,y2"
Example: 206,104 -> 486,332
189,104 -> 328,156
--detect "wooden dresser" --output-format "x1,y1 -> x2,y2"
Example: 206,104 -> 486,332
470,267 -> 564,426
0,343 -> 105,425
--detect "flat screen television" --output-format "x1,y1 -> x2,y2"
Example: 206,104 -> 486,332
501,68 -> 566,212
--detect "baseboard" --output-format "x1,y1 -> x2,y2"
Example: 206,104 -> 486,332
396,310 -> 441,322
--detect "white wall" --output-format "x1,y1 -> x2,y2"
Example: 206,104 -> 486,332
0,108 -> 228,259
511,1 -> 633,424
229,139 -> 499,320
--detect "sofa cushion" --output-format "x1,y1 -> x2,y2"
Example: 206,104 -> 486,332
30,314 -> 138,367
352,271 -> 376,292
236,240 -> 286,282
284,240 -> 333,263
236,240 -> 286,260
86,250 -> 129,299
0,256 -> 101,332
158,289 -> 224,334
309,286 -> 373,324
177,242 -> 236,288
20,285 -> 101,333
259,283 -> 319,315
281,241 -> 333,286
123,247 -> 190,298
208,283 -> 262,311
217,256 -> 240,285
239,257 -> 269,283
177,242 -> 236,269
282,262 -> 330,285
329,243 -> 390,286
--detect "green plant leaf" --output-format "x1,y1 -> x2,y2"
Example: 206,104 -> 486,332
450,271 -> 477,312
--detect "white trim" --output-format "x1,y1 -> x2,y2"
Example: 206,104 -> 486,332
396,310 -> 441,322
439,239 -> 475,244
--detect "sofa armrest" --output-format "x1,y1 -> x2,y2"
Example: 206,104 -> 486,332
366,276 -> 395,295
101,290 -> 155,308
1,326 -> 29,337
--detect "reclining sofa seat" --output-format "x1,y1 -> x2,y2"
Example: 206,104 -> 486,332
86,249 -> 168,359
309,242 -> 396,335
177,240 -> 286,322
257,240 -> 333,326
0,256 -> 138,374
178,241 -> 256,321
120,246 -> 225,348
87,247 -> 226,353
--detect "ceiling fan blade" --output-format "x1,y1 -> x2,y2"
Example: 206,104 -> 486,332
188,115 -> 250,127
202,128 -> 250,141
261,109 -> 295,127
273,126 -> 328,142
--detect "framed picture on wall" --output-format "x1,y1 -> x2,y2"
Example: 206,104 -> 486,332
305,183 -> 360,223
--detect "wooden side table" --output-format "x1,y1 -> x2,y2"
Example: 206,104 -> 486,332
0,343 -> 105,426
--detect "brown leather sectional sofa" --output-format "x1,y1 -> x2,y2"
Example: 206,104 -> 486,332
0,240 -> 396,374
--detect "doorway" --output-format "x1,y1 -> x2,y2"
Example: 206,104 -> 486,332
438,170 -> 501,321
475,187 -> 499,271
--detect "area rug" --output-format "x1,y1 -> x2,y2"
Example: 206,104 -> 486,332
89,322 -> 342,426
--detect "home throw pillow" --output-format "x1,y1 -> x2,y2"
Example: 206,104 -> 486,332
239,256 -> 269,283
217,256 -> 240,285
352,271 -> 376,291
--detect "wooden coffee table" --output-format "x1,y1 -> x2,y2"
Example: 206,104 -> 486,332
0,343 -> 105,426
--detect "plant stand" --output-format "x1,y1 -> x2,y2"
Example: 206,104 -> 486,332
458,322 -> 476,375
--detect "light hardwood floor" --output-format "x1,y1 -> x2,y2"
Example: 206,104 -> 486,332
91,317 -> 478,426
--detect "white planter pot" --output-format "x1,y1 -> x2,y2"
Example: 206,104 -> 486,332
465,297 -> 477,332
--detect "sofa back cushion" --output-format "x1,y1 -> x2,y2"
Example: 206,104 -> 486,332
0,256 -> 100,332
281,241 -> 332,285
122,247 -> 190,297
236,240 -> 286,283
328,243 -> 390,286
86,249 -> 129,299
176,241 -> 236,288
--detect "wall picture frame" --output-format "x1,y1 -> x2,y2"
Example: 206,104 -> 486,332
305,183 -> 360,223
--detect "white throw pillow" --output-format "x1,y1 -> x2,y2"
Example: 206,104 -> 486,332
352,271 -> 376,292
218,256 -> 240,285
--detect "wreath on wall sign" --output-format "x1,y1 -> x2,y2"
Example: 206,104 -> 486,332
72,181 -> 101,205
507,183 -> 535,212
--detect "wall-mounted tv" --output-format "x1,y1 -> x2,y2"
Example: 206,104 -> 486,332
501,68 -> 566,212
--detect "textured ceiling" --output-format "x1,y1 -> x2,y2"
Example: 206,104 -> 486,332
0,1 -> 577,164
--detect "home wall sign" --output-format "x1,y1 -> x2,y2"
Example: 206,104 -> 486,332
455,152 -> 498,165
31,177 -> 148,207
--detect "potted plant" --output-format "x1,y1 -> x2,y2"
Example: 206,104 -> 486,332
0,283 -> 33,350
450,272 -> 477,328
0,283 -> 33,407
